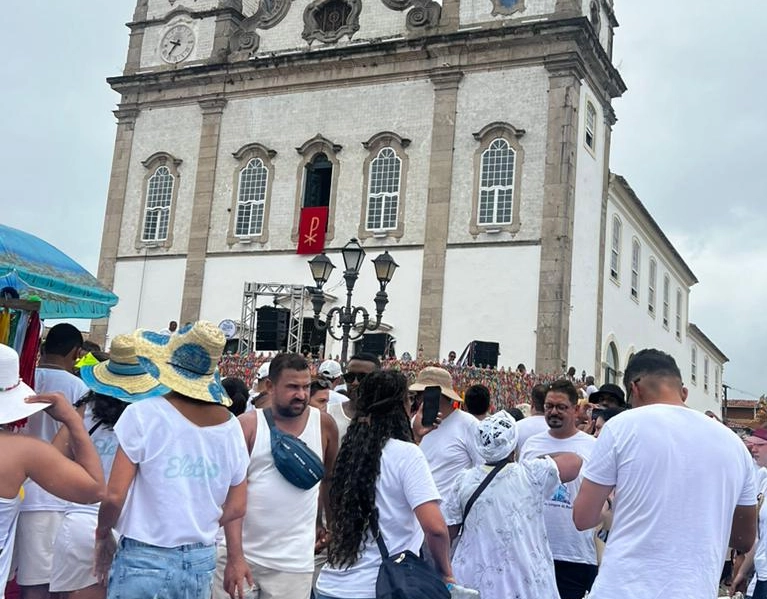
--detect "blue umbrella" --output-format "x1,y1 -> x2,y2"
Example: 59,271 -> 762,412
0,224 -> 118,319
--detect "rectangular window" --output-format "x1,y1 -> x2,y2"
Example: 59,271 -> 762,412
704,356 -> 710,393
662,275 -> 670,329
142,166 -> 174,242
675,289 -> 682,340
648,259 -> 657,315
585,102 -> 597,151
691,347 -> 697,384
610,217 -> 621,281
235,159 -> 268,237
715,368 -> 720,400
366,148 -> 401,231
478,139 -> 515,226
631,241 -> 640,300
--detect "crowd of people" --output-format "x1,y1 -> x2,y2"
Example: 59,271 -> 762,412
0,320 -> 761,599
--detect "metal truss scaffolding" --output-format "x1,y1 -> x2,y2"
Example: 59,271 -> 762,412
238,282 -> 308,354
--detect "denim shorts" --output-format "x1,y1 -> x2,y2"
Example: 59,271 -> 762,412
107,537 -> 216,599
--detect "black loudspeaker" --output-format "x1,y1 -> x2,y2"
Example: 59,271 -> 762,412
302,317 -> 326,357
256,306 -> 289,351
354,333 -> 395,359
470,340 -> 499,369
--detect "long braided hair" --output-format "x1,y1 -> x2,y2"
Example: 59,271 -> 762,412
327,370 -> 413,569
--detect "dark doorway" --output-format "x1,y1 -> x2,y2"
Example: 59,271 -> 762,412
302,153 -> 333,208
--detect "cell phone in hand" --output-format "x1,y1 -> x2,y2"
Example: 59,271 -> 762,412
421,385 -> 441,427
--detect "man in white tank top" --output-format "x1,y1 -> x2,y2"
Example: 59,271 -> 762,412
214,353 -> 338,599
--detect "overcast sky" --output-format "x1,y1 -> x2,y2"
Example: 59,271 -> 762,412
1,1 -> 764,397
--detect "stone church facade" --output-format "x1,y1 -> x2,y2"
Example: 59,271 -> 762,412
96,0 -> 696,386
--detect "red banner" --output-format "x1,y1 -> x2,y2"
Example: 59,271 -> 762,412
297,207 -> 329,255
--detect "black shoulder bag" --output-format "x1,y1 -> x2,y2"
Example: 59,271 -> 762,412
370,513 -> 450,599
455,462 -> 506,538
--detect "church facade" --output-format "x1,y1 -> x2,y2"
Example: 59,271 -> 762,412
92,0 -> 725,411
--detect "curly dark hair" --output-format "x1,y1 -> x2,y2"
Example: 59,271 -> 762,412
78,391 -> 129,428
327,370 -> 412,569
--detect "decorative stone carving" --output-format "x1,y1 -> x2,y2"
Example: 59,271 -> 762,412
406,0 -> 441,30
251,0 -> 293,29
302,0 -> 361,45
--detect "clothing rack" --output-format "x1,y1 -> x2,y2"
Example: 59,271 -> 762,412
0,298 -> 41,312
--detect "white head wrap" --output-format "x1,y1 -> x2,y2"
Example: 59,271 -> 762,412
474,410 -> 518,463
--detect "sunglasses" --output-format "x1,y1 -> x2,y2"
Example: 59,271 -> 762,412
343,372 -> 368,384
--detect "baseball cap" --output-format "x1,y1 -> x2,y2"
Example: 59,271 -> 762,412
256,361 -> 271,380
318,360 -> 342,380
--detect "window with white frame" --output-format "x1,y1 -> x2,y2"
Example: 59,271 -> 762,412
715,367 -> 720,400
605,342 -> 619,384
235,158 -> 269,237
648,258 -> 657,315
704,356 -> 710,393
610,216 -> 621,281
691,346 -> 697,384
585,101 -> 597,151
366,147 -> 401,231
478,138 -> 516,226
631,239 -> 641,300
142,166 -> 174,242
675,288 -> 682,339
662,275 -> 670,328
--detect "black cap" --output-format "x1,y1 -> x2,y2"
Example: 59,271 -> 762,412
589,383 -> 626,407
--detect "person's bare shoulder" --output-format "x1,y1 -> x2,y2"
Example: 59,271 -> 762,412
238,411 -> 258,452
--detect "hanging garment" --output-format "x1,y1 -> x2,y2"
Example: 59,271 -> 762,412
19,312 -> 40,388
0,310 -> 10,345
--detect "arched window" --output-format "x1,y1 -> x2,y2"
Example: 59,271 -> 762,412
235,158 -> 269,237
675,288 -> 683,339
292,134 -> 341,243
137,152 -> 181,248
715,367 -> 720,401
585,101 -> 597,152
228,143 -> 276,245
631,239 -> 641,300
610,216 -> 622,281
478,139 -> 515,226
143,166 -> 174,242
471,122 -> 525,235
605,342 -> 619,384
366,149 -> 401,230
662,274 -> 670,329
648,258 -> 657,315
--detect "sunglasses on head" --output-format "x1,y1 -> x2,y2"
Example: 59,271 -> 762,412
311,378 -> 331,389
343,372 -> 368,384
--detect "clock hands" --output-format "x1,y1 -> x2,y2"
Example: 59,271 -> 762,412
167,39 -> 181,56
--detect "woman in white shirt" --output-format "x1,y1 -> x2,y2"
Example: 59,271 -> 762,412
315,370 -> 454,599
94,322 -> 249,599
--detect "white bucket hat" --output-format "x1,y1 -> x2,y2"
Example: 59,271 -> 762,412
474,410 -> 519,463
0,344 -> 44,425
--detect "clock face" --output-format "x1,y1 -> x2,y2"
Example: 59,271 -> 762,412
160,24 -> 195,64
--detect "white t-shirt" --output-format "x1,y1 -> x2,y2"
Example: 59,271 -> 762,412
583,404 -> 757,599
419,408 -> 482,513
316,439 -> 440,599
520,430 -> 597,565
515,414 -> 549,453
327,401 -> 351,441
115,397 -> 249,547
328,389 -> 346,405
21,368 -> 89,512
753,467 -> 767,579
444,457 -> 562,599
66,405 -> 120,516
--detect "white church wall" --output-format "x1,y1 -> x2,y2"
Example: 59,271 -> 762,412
118,105 -> 203,257
685,331 -> 725,414
460,0 -> 557,26
567,81 -> 607,377
440,245 -> 541,368
449,67 -> 550,244
208,79 -> 435,253
107,257 -> 187,342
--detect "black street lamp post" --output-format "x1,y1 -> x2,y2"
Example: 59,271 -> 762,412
308,238 -> 398,365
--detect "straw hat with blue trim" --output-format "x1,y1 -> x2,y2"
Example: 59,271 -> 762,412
79,334 -> 170,402
133,321 -> 231,407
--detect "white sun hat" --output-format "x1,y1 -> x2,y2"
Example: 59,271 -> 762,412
0,344 -> 44,425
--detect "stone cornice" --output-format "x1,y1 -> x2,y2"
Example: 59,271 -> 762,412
109,17 -> 625,108
198,97 -> 228,114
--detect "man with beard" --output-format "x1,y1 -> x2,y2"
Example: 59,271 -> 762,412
521,379 -> 597,599
215,353 -> 338,599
